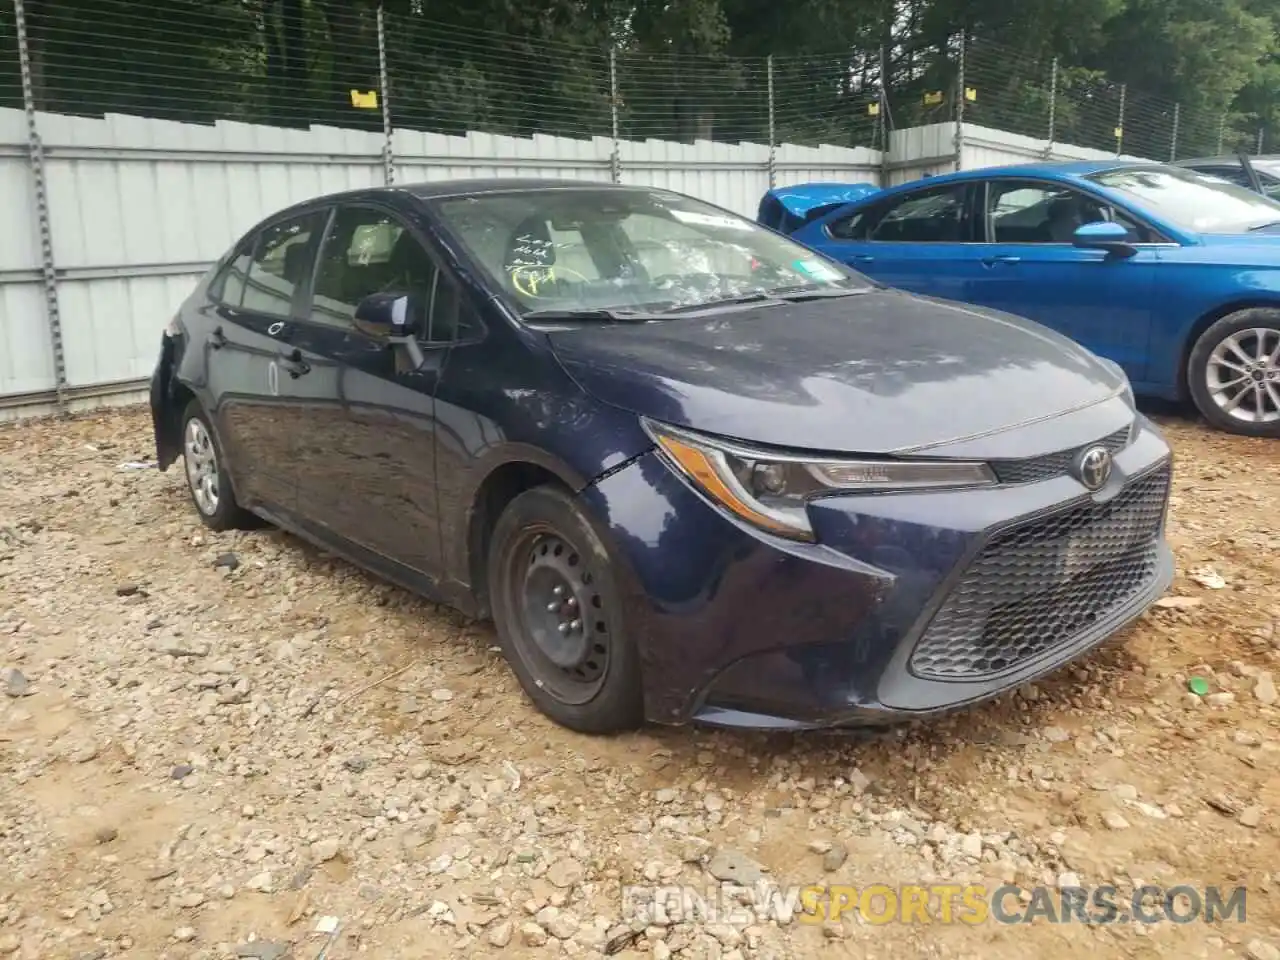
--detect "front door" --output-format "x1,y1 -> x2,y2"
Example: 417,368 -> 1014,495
203,211 -> 326,513
288,203 -> 452,577
966,179 -> 1157,381
802,180 -> 988,304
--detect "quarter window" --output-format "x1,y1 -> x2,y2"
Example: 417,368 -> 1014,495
240,213 -> 323,317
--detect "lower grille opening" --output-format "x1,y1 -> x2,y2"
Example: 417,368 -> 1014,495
909,464 -> 1169,681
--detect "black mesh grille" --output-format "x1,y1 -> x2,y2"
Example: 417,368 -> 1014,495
990,427 -> 1131,485
909,464 -> 1170,681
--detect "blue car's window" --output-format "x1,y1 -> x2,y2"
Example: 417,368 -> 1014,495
1087,165 -> 1280,234
431,189 -> 870,315
985,182 -> 1147,243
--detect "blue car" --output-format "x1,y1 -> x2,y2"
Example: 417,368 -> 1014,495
757,182 -> 880,235
783,161 -> 1280,438
150,179 -> 1173,734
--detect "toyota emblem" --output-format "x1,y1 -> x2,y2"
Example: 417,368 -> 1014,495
1074,445 -> 1113,491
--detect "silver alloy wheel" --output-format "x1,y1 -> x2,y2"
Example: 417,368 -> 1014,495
1206,326 -> 1280,425
184,417 -> 220,516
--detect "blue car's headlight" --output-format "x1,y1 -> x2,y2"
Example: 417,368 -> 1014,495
642,419 -> 997,542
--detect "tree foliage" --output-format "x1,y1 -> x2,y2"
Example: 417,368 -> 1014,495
0,0 -> 1276,156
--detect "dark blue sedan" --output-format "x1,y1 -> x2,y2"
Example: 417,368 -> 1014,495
150,179 -> 1174,733
783,160 -> 1280,438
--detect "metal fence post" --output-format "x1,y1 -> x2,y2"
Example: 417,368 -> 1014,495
1258,126 -> 1265,154
953,31 -> 965,171
13,0 -> 66,415
376,4 -> 394,185
1170,102 -> 1180,161
609,47 -> 620,184
766,55 -> 776,188
1115,84 -> 1126,156
878,43 -> 891,185
1044,57 -> 1058,158
1217,114 -> 1226,154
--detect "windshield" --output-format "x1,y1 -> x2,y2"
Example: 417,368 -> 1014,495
1086,165 -> 1280,234
430,188 -> 870,316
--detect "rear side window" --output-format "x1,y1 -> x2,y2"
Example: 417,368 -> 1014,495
239,212 -> 325,317
869,184 -> 970,242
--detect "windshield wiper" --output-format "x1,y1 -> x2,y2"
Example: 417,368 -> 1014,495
661,291 -> 787,314
1248,220 -> 1280,232
775,287 -> 871,301
521,307 -> 665,323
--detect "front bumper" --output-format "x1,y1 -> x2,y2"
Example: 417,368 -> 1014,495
580,415 -> 1174,729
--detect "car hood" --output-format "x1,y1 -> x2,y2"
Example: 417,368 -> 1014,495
546,290 -> 1128,455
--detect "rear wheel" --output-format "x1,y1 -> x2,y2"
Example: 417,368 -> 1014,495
180,400 -> 257,531
1187,309 -> 1280,438
487,485 -> 643,734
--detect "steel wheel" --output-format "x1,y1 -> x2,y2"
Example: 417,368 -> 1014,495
487,484 -> 643,733
184,416 -> 220,516
505,528 -> 612,706
1205,326 -> 1280,426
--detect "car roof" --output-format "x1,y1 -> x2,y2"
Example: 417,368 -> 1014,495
883,159 -> 1160,188
260,178 -> 674,224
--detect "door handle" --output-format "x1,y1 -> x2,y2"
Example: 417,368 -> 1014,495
981,255 -> 1021,266
852,254 -> 875,264
278,348 -> 310,379
209,326 -> 226,349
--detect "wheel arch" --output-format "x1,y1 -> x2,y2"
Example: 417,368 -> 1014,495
464,453 -> 582,618
1177,298 -> 1280,399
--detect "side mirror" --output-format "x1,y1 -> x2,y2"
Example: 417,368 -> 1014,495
353,291 -> 427,370
353,291 -> 423,340
1073,221 -> 1137,258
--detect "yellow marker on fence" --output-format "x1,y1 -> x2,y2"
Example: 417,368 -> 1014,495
350,89 -> 379,109
923,90 -> 944,106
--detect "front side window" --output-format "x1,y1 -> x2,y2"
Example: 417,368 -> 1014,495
866,184 -> 970,243
430,188 -> 869,316
1087,164 -> 1280,234
985,181 -> 1148,243
311,206 -> 440,335
240,213 -> 324,317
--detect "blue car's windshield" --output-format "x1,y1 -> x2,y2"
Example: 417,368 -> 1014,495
431,188 -> 870,317
1087,164 -> 1280,234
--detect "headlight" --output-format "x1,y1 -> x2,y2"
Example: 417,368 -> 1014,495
642,419 -> 997,542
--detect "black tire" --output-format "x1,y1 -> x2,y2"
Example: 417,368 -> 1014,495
179,400 -> 258,531
487,485 -> 644,734
1187,308 -> 1280,438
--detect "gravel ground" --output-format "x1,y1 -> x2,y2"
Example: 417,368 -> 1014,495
1,405 -> 1278,960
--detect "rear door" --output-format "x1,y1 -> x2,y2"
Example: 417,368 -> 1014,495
964,178 -> 1158,381
287,202 -> 454,578
802,181 -> 987,303
203,211 -> 326,513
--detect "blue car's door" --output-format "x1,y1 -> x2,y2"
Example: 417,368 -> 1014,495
962,178 -> 1158,382
798,180 -> 988,303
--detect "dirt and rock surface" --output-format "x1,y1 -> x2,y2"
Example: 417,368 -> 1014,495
1,405 -> 1278,960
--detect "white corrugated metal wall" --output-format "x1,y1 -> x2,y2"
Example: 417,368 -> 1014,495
0,108 -> 882,419
0,109 -> 1137,421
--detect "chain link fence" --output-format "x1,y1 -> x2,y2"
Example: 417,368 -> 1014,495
1,1 -> 1269,164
